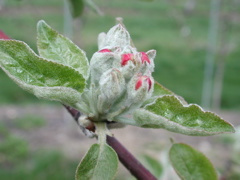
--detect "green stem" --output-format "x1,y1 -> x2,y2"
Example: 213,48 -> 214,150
95,122 -> 109,145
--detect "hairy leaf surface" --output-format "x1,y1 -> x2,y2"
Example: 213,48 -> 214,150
153,81 -> 174,97
37,20 -> 89,79
0,40 -> 85,106
169,143 -> 217,180
142,81 -> 175,106
134,95 -> 235,135
76,143 -> 118,180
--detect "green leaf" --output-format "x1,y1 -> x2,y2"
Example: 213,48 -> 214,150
133,95 -> 235,136
0,40 -> 85,106
169,143 -> 217,180
153,81 -> 174,97
68,0 -> 84,18
37,20 -> 89,79
141,154 -> 163,178
76,143 -> 118,180
143,81 -> 176,106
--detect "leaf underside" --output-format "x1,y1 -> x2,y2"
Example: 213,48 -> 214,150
134,95 -> 235,136
169,143 -> 217,180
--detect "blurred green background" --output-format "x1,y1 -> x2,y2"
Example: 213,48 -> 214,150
1,0 -> 240,179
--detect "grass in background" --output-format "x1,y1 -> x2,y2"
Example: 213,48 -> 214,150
0,115 -> 79,180
13,114 -> 46,130
0,0 -> 239,109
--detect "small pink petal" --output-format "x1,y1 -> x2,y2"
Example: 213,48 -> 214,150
135,77 -> 143,90
121,53 -> 134,66
99,49 -> 111,53
140,52 -> 150,64
0,30 -> 10,39
135,76 -> 152,91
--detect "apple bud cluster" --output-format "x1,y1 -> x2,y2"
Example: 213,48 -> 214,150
82,24 -> 156,123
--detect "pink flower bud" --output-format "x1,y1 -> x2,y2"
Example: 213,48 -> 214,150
121,53 -> 134,66
140,52 -> 150,64
135,76 -> 152,91
0,30 -> 10,39
98,49 -> 111,53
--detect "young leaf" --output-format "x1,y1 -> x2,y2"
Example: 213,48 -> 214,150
133,95 -> 235,136
152,81 -> 174,97
76,143 -> 118,180
37,20 -> 89,79
0,40 -> 85,106
169,143 -> 217,180
141,154 -> 163,178
143,81 -> 176,106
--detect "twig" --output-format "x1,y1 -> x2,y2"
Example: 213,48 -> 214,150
63,105 -> 157,180
107,135 -> 157,180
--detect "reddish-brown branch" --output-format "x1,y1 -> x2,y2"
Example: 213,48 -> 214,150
63,105 -> 157,180
107,135 -> 157,180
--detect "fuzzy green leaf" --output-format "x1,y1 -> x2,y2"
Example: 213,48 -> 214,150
0,40 -> 85,106
134,95 -> 235,136
76,143 -> 118,180
37,20 -> 89,79
153,81 -> 174,97
169,143 -> 217,180
143,81 -> 176,106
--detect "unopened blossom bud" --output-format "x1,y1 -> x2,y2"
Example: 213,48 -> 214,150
135,76 -> 152,91
99,68 -> 125,99
137,50 -> 156,74
121,53 -> 134,66
99,49 -> 111,53
0,30 -> 10,39
120,52 -> 142,80
98,68 -> 125,113
102,24 -> 131,49
140,52 -> 150,64
89,51 -> 115,85
146,50 -> 156,72
127,75 -> 154,105
98,32 -> 107,50
146,49 -> 156,61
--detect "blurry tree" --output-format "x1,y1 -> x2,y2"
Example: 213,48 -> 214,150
212,0 -> 236,110
64,0 -> 103,38
201,0 -> 220,109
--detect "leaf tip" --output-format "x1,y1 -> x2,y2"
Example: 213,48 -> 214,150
37,20 -> 49,34
37,20 -> 46,27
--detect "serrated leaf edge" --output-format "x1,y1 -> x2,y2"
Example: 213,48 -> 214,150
135,95 -> 235,135
169,143 -> 218,180
37,20 -> 89,79
0,39 -> 87,90
151,95 -> 235,132
75,143 -> 118,180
